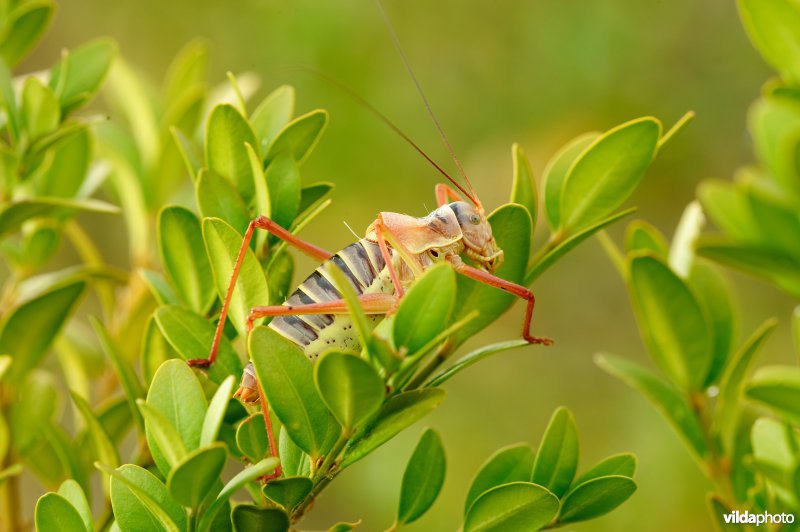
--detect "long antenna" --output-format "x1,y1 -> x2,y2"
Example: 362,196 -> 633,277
375,0 -> 481,207
291,67 -> 478,204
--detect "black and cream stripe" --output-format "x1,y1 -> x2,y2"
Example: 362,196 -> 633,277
268,239 -> 393,359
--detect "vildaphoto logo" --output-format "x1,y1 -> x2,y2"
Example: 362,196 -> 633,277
723,511 -> 795,526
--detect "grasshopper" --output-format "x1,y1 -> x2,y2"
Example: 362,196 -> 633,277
188,0 -> 552,475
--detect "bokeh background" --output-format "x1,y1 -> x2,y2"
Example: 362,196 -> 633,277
18,0 -> 799,529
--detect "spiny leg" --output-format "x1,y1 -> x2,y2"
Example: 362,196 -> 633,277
188,215 -> 334,368
450,258 -> 553,345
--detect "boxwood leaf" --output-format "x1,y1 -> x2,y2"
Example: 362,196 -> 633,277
71,392 -> 119,488
102,463 -> 183,532
452,204 -> 530,345
342,388 -> 446,468
427,340 -> 528,388
394,263 -> 456,354
745,365 -> 800,423
22,76 -> 60,140
707,493 -> 742,532
231,505 -> 290,532
560,118 -> 661,232
57,479 -> 92,532
203,217 -> 270,338
144,360 -> 207,475
573,453 -> 637,487
138,400 -> 188,472
49,39 -> 116,113
158,206 -> 215,313
198,456 -> 279,532
206,104 -> 259,202
558,475 -> 637,524
624,220 -> 668,258
595,353 -> 707,460
531,407 -> 578,498
542,132 -> 599,229
314,351 -> 384,433
464,482 -> 558,532
0,280 -> 85,381
464,443 -> 535,516
236,413 -> 270,463
0,2 -> 54,68
511,143 -> 538,233
201,375 -> 236,446
167,443 -> 227,510
249,327 -> 330,459
279,426 -> 308,478
154,305 -> 243,384
0,197 -> 119,238
34,492 -> 86,532
397,428 -> 446,525
265,110 -> 327,165
196,169 -> 250,235
738,0 -> 800,84
251,85 -> 295,152
264,153 -> 301,231
628,253 -> 713,390
262,476 -> 312,510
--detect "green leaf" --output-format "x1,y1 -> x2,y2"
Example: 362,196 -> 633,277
314,351 -> 384,433
465,444 -> 535,517
394,263 -> 456,354
707,494 -> 745,532
231,505 -> 290,532
0,464 -> 23,484
0,2 -> 53,67
167,444 -> 227,509
96,397 -> 134,446
511,143 -> 538,233
342,388 -> 446,468
558,476 -> 637,524
0,280 -> 85,381
327,521 -> 362,532
249,327 -> 330,459
159,206 -> 215,313
144,360 -> 207,475
526,208 -> 636,284
163,40 -> 208,106
573,453 -> 637,487
531,407 -> 579,498
628,254 -> 713,390
262,476 -> 312,510
251,85 -> 295,152
746,365 -> 800,423
265,110 -> 327,165
21,76 -> 60,140
738,0 -> 800,84
34,492 -> 87,532
154,305 -> 243,384
624,220 -> 668,258
198,457 -> 279,532
427,340 -> 528,388
453,204 -> 530,345
464,482 -> 559,532
542,132 -> 600,229
236,413 -> 270,463
0,197 -> 119,238
265,153 -> 301,231
57,479 -> 92,532
206,104 -> 259,202
595,353 -> 707,460
103,463 -> 183,532
0,355 -> 9,382
397,428 -> 446,525
560,118 -> 661,231
141,314 -> 178,385
201,376 -> 236,446
203,217 -> 270,338
71,392 -> 119,485
140,270 -> 180,306
297,182 -> 334,221
50,39 -> 117,113
138,400 -> 188,471
92,318 -> 145,430
196,169 -> 251,235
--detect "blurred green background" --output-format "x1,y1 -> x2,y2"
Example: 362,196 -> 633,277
19,0 -> 799,529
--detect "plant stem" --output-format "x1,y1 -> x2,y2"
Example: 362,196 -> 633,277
405,342 -> 453,390
690,392 -> 735,505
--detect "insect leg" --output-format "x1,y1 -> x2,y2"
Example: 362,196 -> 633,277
188,215 -> 334,368
450,259 -> 553,345
435,183 -> 465,206
374,220 -> 405,298
257,382 -> 282,481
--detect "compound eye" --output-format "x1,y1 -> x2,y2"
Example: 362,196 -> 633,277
469,214 -> 480,225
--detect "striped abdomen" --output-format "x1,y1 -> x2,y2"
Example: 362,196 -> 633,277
268,238 -> 396,359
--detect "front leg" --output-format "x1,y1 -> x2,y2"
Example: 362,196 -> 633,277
449,257 -> 553,345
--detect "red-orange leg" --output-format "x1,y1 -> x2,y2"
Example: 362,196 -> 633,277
258,384 -> 282,481
187,215 -> 334,368
451,259 -> 553,345
374,216 -> 405,299
435,183 -> 465,206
